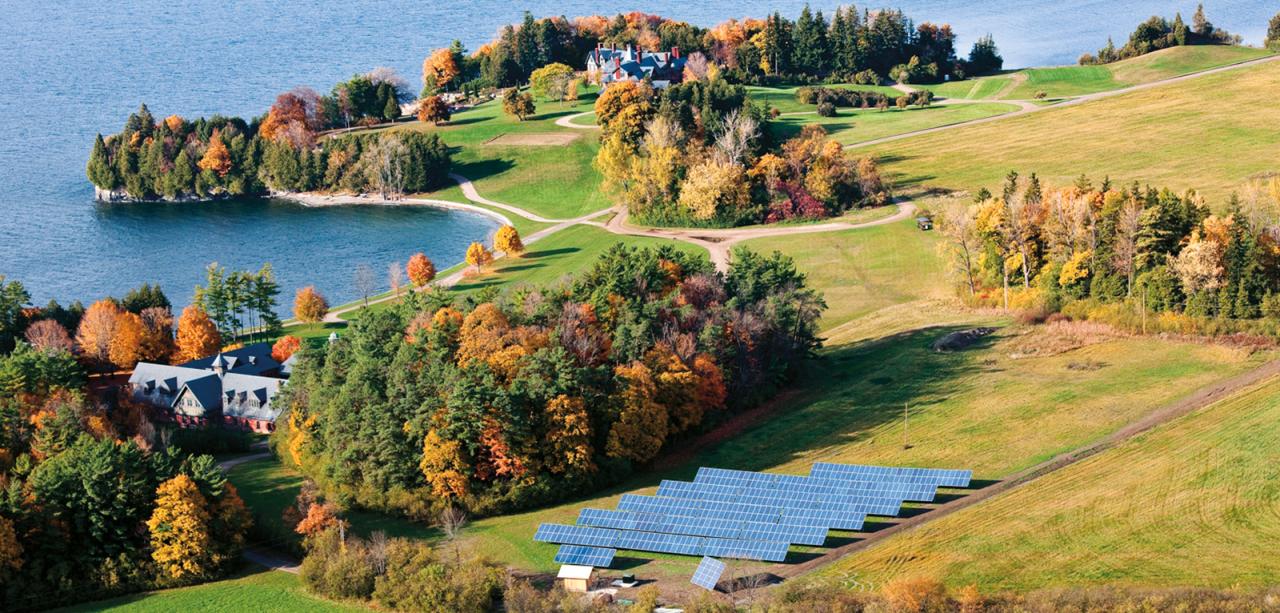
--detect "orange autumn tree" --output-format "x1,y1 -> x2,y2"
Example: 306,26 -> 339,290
294,502 -> 344,537
456,303 -> 510,366
292,286 -> 329,323
163,114 -> 185,132
108,311 -> 146,369
406,252 -> 436,287
417,95 -> 450,125
197,129 -> 232,177
271,335 -> 301,362
465,242 -> 493,271
75,299 -> 122,366
422,48 -> 461,93
0,516 -> 21,579
175,305 -> 222,363
494,225 -> 524,256
147,474 -> 213,580
138,306 -> 175,364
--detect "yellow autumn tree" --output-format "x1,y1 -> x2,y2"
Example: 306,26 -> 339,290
197,129 -> 232,177
293,286 -> 329,323
420,429 -> 470,499
147,474 -> 213,580
75,299 -> 121,365
678,159 -> 750,221
456,303 -> 510,366
645,346 -> 702,434
406,252 -> 436,287
605,362 -> 668,463
108,311 -> 146,369
465,242 -> 494,271
545,395 -> 594,475
175,305 -> 222,363
494,225 -> 524,256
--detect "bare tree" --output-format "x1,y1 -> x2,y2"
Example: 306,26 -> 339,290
999,187 -> 1038,288
368,530 -> 390,575
388,261 -> 404,299
682,51 -> 711,81
372,135 -> 407,199
546,73 -> 572,103
939,202 -> 981,297
354,264 -> 376,307
1112,198 -> 1142,296
366,66 -> 409,100
713,110 -> 759,166
440,505 -> 468,562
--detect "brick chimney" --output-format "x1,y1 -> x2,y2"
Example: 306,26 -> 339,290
672,46 -> 680,59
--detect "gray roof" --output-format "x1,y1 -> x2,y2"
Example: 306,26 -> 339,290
182,343 -> 280,376
588,45 -> 687,86
129,363 -> 215,399
129,342 -> 286,422
221,373 -> 283,421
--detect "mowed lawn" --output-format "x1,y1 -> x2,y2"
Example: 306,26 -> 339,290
56,567 -> 368,612
772,102 -> 1018,146
741,219 -> 948,333
748,84 -> 903,113
916,76 -> 1013,100
388,91 -> 609,220
813,374 -> 1280,591
867,59 -> 1280,202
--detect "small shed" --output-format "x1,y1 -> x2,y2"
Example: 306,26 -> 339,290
916,216 -> 933,231
558,564 -> 595,593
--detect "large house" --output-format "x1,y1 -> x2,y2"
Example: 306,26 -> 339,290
586,44 -> 687,89
128,343 -> 287,433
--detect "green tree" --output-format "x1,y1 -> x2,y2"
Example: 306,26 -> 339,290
0,276 -> 30,354
792,5 -> 828,75
121,282 -> 171,314
1268,12 -> 1280,50
967,34 -> 1003,75
502,89 -> 535,120
382,92 -> 400,121
86,134 -> 117,189
528,62 -> 574,99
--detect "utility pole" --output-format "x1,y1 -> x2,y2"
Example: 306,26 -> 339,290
1141,284 -> 1148,335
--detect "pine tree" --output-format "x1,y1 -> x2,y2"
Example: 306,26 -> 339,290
86,134 -> 117,189
382,86 -> 400,121
1192,3 -> 1211,37
1267,12 -> 1280,50
792,6 -> 824,75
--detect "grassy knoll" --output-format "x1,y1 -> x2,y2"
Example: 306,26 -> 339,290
772,102 -> 1017,146
866,59 -> 1280,202
748,84 -> 904,113
1003,44 -> 1273,99
57,567 -> 368,612
813,374 -> 1280,591
741,218 -> 947,332
389,93 -> 608,220
458,324 -> 1262,577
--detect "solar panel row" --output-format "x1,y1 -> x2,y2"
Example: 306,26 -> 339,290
554,544 -> 616,567
577,508 -> 828,546
535,523 -> 790,562
617,493 -> 865,531
657,479 -> 902,516
809,462 -> 973,488
696,467 -> 939,502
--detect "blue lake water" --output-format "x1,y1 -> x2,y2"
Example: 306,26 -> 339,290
0,0 -> 1272,307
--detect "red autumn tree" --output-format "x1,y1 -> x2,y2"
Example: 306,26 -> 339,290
271,335 -> 302,362
25,319 -> 73,352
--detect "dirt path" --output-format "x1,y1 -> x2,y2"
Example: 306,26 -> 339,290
773,360 -> 1280,581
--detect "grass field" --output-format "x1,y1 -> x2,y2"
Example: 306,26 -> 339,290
1003,44 -> 1273,99
58,567 -> 368,612
812,374 -> 1280,591
748,84 -> 904,113
772,102 -> 1018,146
866,59 -> 1280,202
916,76 -> 1013,100
740,219 -> 948,332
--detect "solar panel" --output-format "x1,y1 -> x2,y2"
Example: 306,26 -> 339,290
810,462 -> 973,488
577,508 -> 828,546
617,494 -> 865,531
691,556 -> 726,591
657,480 -> 902,516
695,467 -> 938,502
535,523 -> 789,562
554,545 -> 616,567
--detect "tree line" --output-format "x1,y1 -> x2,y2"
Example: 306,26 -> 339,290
593,73 -> 889,227
273,244 -> 824,519
1080,4 -> 1242,65
421,7 -> 1003,95
88,69 -> 449,202
0,285 -> 252,609
938,172 -> 1280,335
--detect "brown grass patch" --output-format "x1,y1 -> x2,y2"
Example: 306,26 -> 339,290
1005,320 -> 1123,358
483,132 -> 580,146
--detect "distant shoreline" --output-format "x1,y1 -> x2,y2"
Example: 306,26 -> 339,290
275,190 -> 513,227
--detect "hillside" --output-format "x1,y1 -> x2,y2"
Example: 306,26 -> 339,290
865,58 -> 1280,202
812,374 -> 1280,590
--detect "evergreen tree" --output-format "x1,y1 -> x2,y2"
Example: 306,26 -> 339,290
830,8 -> 853,74
1192,3 -> 1211,37
383,92 -> 400,121
967,34 -> 1004,75
86,134 -> 117,189
121,283 -> 171,314
1267,11 -> 1280,50
515,12 -> 540,77
792,6 -> 828,75
168,149 -> 195,197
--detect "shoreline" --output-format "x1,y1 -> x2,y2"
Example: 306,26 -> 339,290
273,191 -> 514,227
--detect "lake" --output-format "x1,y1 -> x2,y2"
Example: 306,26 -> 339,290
0,0 -> 1272,307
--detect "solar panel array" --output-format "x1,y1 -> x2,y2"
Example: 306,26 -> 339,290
535,461 -> 971,571
690,556 -> 727,591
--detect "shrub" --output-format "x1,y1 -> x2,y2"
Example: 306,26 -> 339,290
816,102 -> 836,117
881,576 -> 951,612
853,69 -> 881,85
